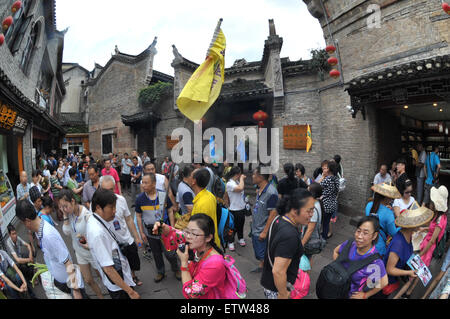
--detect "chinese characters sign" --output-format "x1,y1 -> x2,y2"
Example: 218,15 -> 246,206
0,101 -> 27,133
283,125 -> 310,150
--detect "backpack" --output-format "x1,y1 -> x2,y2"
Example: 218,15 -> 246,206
221,255 -> 247,299
337,167 -> 346,192
217,203 -> 235,249
212,174 -> 226,199
433,223 -> 448,259
316,240 -> 381,299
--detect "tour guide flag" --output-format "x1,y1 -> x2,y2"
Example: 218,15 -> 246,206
306,124 -> 312,153
176,19 -> 226,122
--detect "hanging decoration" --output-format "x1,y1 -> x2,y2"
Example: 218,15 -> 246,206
325,45 -> 336,54
11,1 -> 22,13
443,2 -> 450,14
2,16 -> 13,31
327,57 -> 338,66
253,110 -> 268,128
329,69 -> 340,79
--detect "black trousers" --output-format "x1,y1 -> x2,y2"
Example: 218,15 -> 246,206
18,263 -> 35,282
121,174 -> 131,191
148,236 -> 178,275
108,289 -> 130,299
230,209 -> 246,241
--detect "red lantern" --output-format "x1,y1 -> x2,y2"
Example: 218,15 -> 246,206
327,57 -> 338,66
2,16 -> 13,31
12,1 -> 22,13
330,69 -> 340,79
443,2 -> 450,14
0,34 -> 4,46
253,110 -> 268,127
325,44 -> 336,54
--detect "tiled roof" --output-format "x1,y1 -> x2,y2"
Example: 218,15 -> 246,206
346,54 -> 450,91
121,110 -> 161,126
58,113 -> 86,126
220,79 -> 272,100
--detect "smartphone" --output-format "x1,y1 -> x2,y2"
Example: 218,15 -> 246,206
178,244 -> 195,261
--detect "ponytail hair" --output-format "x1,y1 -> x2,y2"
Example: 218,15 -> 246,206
284,163 -> 295,181
225,166 -> 241,182
189,214 -> 224,256
370,192 -> 386,216
277,188 -> 313,216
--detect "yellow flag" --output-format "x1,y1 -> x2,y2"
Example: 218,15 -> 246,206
177,21 -> 226,122
306,124 -> 312,153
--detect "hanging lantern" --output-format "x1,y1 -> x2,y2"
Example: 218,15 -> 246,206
11,1 -> 22,13
253,110 -> 268,128
0,34 -> 4,46
330,69 -> 340,79
2,16 -> 13,31
443,2 -> 450,14
327,57 -> 338,66
325,44 -> 336,54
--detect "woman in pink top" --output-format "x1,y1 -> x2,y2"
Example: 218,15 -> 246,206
101,159 -> 121,195
154,214 -> 230,299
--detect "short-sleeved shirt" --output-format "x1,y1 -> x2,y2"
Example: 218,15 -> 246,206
320,176 -> 340,215
252,183 -> 278,237
67,178 -> 81,204
426,152 -> 440,185
0,250 -> 15,277
16,183 -> 31,201
36,219 -> 79,285
82,179 -> 98,205
338,240 -> 386,296
86,213 -> 135,292
226,179 -> 246,211
302,200 -> 322,244
417,151 -> 427,178
121,159 -> 132,175
130,165 -> 143,184
373,173 -> 392,185
192,189 -> 220,248
384,231 -> 413,285
50,176 -> 61,198
6,236 -> 28,259
393,197 -> 415,212
261,217 -> 303,292
38,211 -> 56,227
396,172 -> 409,191
135,192 -> 163,236
176,181 -> 195,215
110,195 -> 134,245
101,168 -> 120,194
365,202 -> 400,257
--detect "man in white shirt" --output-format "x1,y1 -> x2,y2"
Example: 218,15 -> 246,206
86,188 -> 140,299
15,199 -> 84,299
373,164 -> 391,185
131,150 -> 142,167
100,175 -> 143,287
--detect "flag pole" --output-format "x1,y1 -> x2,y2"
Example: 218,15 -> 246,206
206,18 -> 223,58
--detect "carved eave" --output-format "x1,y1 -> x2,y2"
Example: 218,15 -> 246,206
171,45 -> 199,70
303,0 -> 324,19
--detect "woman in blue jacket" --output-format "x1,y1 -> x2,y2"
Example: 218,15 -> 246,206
365,183 -> 401,257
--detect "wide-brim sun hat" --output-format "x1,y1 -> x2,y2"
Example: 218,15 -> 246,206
371,182 -> 401,199
430,185 -> 448,212
395,202 -> 434,228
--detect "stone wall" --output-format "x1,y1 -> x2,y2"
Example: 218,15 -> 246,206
88,58 -> 149,159
61,67 -> 88,113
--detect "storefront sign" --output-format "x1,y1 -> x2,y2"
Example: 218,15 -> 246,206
166,136 -> 179,150
283,125 -> 309,150
0,100 -> 28,134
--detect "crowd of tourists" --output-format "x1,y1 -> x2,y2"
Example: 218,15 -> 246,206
0,147 -> 448,300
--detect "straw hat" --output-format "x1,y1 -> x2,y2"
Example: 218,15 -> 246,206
371,182 -> 401,199
395,202 -> 434,228
430,185 -> 448,212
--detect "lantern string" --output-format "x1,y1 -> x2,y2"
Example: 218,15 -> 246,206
319,0 -> 335,46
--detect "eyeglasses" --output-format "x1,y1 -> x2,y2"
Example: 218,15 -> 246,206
355,229 -> 375,237
183,229 -> 205,238
404,191 -> 412,195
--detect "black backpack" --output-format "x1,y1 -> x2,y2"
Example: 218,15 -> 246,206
316,240 -> 381,299
212,174 -> 226,199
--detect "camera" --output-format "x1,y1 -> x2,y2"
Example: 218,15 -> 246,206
178,244 -> 195,261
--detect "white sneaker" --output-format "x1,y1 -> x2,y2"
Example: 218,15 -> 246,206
228,243 -> 235,251
238,239 -> 246,247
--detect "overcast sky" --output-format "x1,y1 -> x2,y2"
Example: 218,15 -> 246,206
56,0 -> 325,76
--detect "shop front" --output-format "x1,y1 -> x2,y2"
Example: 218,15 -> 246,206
0,93 -> 30,241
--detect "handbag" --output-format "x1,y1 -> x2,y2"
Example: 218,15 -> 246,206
303,207 -> 327,256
